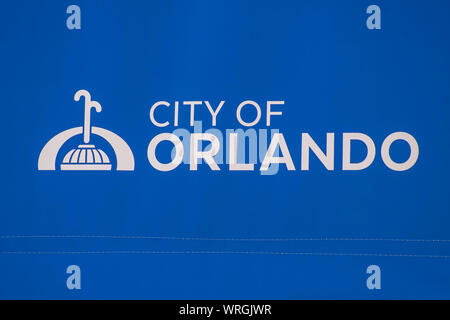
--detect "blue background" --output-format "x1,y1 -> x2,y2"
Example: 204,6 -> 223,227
1,0 -> 450,299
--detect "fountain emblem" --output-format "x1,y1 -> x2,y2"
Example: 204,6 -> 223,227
38,90 -> 134,171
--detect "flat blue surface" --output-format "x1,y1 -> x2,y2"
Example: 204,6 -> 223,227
1,0 -> 450,299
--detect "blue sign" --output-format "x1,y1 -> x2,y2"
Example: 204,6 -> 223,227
1,0 -> 450,299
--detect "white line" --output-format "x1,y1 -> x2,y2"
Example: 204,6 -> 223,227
0,235 -> 449,242
0,250 -> 450,258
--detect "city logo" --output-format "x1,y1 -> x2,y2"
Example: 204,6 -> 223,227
38,90 -> 134,171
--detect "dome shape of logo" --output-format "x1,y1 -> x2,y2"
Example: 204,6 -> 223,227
61,144 -> 112,171
38,89 -> 135,172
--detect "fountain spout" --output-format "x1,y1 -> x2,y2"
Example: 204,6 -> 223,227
74,89 -> 102,144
